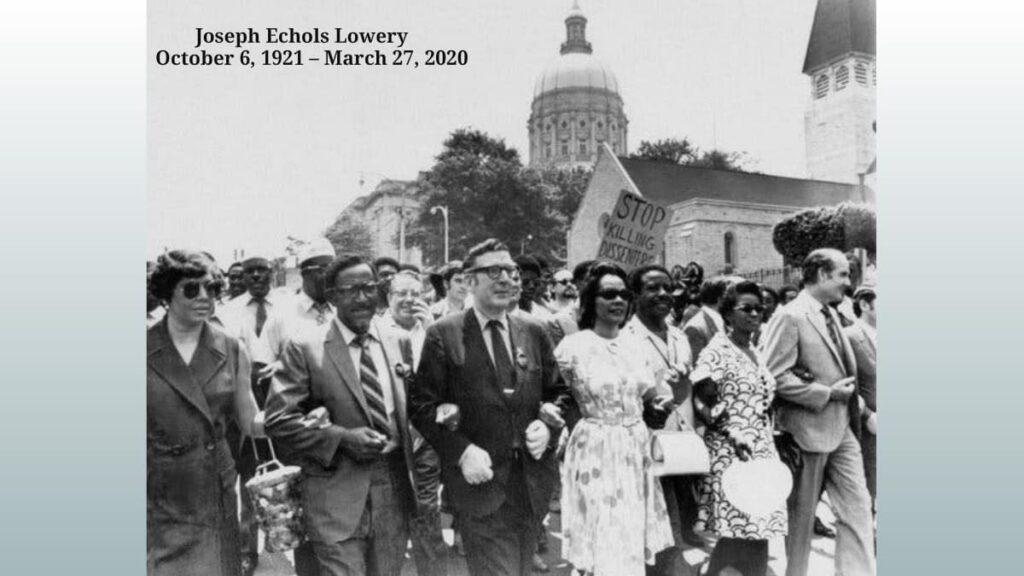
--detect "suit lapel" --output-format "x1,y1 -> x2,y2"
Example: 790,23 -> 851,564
324,322 -> 372,422
147,320 -> 215,425
191,324 -> 227,391
509,315 -> 528,394
802,296 -> 847,373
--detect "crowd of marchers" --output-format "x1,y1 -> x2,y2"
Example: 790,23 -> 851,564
147,237 -> 877,576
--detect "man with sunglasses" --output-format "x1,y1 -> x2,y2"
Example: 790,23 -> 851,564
265,254 -> 421,576
513,255 -> 552,320
410,239 -> 575,576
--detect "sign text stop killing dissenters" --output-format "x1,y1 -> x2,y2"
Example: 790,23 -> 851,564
597,190 -> 670,270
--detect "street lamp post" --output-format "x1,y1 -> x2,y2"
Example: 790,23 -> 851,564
520,234 -> 533,256
430,205 -> 450,263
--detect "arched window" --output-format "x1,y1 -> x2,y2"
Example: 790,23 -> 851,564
835,65 -> 849,91
724,232 -> 736,267
815,74 -> 830,99
854,61 -> 868,85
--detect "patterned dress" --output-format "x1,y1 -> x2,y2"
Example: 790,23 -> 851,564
693,332 -> 788,539
555,330 -> 674,576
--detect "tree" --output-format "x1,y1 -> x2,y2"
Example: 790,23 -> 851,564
324,211 -> 374,258
772,202 -> 876,266
630,137 -> 752,172
408,129 -> 564,266
632,138 -> 696,164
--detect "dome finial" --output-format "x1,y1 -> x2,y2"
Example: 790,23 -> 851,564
562,0 -> 591,54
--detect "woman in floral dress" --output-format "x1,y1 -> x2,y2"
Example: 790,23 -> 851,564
555,263 -> 675,576
691,280 -> 787,576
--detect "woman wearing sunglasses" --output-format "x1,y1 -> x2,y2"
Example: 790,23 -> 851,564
690,280 -> 788,576
147,250 -> 265,576
555,262 -> 674,576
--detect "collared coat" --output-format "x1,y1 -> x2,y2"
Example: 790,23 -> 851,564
409,310 -> 575,520
263,320 -> 420,544
147,319 -> 251,576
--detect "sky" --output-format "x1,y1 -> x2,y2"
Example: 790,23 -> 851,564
148,0 -> 819,265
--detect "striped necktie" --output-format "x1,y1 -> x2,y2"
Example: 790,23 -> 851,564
353,333 -> 390,436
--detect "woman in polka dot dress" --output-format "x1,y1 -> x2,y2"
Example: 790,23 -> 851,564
555,263 -> 674,576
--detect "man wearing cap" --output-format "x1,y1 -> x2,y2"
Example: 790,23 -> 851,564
220,254 -> 281,575
263,239 -> 338,366
846,283 -> 877,506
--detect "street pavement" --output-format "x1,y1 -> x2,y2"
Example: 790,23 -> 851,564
252,503 -> 844,576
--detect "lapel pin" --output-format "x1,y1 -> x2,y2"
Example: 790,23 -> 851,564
515,347 -> 528,370
394,362 -> 410,378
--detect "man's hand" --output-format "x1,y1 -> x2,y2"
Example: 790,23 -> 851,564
643,395 -> 675,430
829,376 -> 856,403
300,406 -> 332,430
436,403 -> 461,432
257,361 -> 283,381
459,444 -> 493,485
538,402 -> 565,429
866,412 -> 877,435
733,435 -> 754,462
338,427 -> 388,462
411,299 -> 433,326
525,420 -> 551,460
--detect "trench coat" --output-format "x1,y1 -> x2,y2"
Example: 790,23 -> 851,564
147,319 -> 251,576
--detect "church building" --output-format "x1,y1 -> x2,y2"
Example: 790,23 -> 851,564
568,0 -> 876,279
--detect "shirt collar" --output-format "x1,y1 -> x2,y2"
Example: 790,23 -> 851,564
247,291 -> 277,306
702,305 -> 724,330
297,291 -> 332,314
335,317 -> 377,347
473,306 -> 508,331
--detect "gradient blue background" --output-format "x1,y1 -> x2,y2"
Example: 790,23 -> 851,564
3,1 -> 1024,573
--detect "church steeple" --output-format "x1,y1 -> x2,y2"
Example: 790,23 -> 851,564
561,1 -> 592,55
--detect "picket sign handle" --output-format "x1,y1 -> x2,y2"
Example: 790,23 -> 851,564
250,437 -> 284,477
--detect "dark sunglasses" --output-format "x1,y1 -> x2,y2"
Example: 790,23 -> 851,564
597,289 -> 634,302
735,304 -> 766,315
180,280 -> 223,300
469,265 -> 521,281
244,266 -> 271,276
329,281 -> 381,298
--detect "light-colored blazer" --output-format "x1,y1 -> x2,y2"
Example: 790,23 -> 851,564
844,321 -> 876,419
264,320 -> 418,544
760,290 -> 859,453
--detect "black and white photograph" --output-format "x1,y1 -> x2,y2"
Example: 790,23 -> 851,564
146,1 -> 878,575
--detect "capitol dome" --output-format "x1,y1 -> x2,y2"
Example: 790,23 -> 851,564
533,52 -> 620,99
528,1 -> 628,169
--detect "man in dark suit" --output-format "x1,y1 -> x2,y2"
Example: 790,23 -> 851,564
846,283 -> 877,505
265,254 -> 419,576
760,249 -> 875,576
410,239 -> 574,576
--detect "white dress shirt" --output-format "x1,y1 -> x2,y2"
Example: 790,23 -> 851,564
473,306 -> 514,366
220,291 -> 283,364
378,309 -> 426,369
263,291 -> 335,360
336,318 -> 398,449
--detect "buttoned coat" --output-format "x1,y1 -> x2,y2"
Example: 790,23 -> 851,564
759,290 -> 861,453
147,320 -> 250,576
264,320 -> 419,544
409,310 -> 575,520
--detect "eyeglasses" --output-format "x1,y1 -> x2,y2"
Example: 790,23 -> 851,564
469,265 -> 521,281
330,281 -> 381,298
734,304 -> 766,315
179,280 -> 223,300
391,289 -> 422,299
596,289 -> 634,302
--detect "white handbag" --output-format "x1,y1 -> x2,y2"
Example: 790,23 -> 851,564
650,429 -> 711,477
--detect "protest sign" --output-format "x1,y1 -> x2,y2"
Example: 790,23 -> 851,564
596,190 -> 671,271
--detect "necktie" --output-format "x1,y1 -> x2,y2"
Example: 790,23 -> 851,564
255,298 -> 267,337
354,333 -> 390,435
822,306 -> 844,353
487,320 -> 516,395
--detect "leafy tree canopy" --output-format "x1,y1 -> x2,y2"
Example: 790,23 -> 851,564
630,137 -> 753,173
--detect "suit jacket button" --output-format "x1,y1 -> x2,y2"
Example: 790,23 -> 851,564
205,442 -> 215,451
